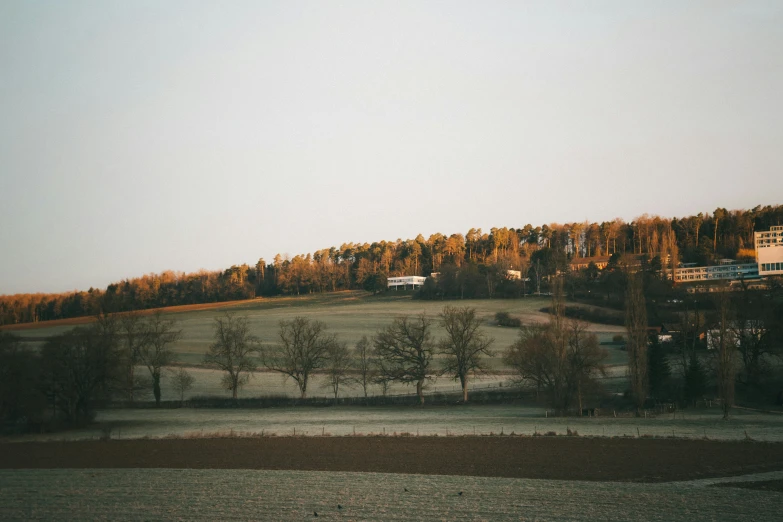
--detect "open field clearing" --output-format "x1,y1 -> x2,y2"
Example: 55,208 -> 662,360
8,293 -> 625,367
1,468 -> 781,521
8,405 -> 783,442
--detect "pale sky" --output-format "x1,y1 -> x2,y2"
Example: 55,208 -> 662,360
1,1 -> 782,294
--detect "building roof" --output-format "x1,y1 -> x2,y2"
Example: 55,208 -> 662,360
569,256 -> 611,266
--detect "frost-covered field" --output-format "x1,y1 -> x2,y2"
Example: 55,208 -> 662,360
1,468 -> 780,521
11,405 -> 783,442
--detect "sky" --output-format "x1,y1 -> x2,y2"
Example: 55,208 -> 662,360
1,1 -> 782,295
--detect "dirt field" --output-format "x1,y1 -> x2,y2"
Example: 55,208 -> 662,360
4,436 -> 783,483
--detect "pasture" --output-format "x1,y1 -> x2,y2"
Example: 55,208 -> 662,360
8,292 -> 630,400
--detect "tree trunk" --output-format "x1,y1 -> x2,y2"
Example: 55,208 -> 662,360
153,371 -> 161,407
232,378 -> 238,399
461,373 -> 469,402
129,365 -> 135,403
416,379 -> 424,405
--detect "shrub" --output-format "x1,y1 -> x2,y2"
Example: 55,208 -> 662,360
540,306 -> 624,326
495,312 -> 522,327
612,334 -> 625,343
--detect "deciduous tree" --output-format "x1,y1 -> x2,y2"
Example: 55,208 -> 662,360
323,342 -> 352,400
438,306 -> 494,402
170,367 -> 195,403
203,312 -> 259,399
352,336 -> 374,398
373,314 -> 434,404
265,317 -> 337,399
138,311 -> 182,406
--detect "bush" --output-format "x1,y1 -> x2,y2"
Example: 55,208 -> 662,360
540,306 -> 624,326
612,334 -> 625,343
495,312 -> 521,328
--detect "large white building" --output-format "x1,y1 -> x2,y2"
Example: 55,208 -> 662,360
756,225 -> 783,277
673,262 -> 759,283
387,276 -> 427,290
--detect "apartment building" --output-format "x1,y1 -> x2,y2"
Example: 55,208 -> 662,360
755,225 -> 783,277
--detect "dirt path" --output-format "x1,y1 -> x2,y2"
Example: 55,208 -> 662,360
4,436 -> 783,482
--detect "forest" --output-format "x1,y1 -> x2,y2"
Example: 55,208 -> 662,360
1,204 -> 782,326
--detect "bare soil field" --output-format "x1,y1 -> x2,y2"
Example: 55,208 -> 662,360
3,436 -> 783,483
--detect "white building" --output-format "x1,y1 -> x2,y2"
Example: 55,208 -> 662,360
755,225 -> 783,277
387,276 -> 427,290
673,262 -> 759,283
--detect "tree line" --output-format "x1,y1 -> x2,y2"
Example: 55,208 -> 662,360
3,274 -> 781,432
0,306 -> 499,431
3,204 -> 782,326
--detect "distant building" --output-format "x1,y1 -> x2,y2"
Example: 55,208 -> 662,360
673,263 -> 759,283
506,269 -> 522,280
569,256 -> 611,271
755,225 -> 783,277
387,276 -> 427,290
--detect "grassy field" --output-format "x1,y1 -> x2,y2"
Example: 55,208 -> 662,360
1,468 -> 780,520
8,291 -> 628,374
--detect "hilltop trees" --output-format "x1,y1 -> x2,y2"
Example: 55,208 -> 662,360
203,312 -> 259,399
265,317 -> 338,399
438,306 -> 494,402
373,314 -> 435,405
5,204 -> 782,326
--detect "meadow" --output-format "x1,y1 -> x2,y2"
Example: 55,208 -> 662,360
9,292 -> 630,399
1,468 -> 780,521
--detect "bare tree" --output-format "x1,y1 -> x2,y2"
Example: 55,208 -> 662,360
169,367 -> 195,403
730,281 -> 776,387
352,336 -> 374,398
265,316 -> 337,399
323,342 -> 352,400
505,319 -> 607,413
119,311 -> 148,402
712,289 -> 737,419
138,311 -> 182,407
504,324 -> 555,403
624,271 -> 648,415
373,314 -> 434,405
438,306 -> 494,402
566,319 -> 608,414
203,312 -> 259,399
505,280 -> 607,413
40,321 -> 123,423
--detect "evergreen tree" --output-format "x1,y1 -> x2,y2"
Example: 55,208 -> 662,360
684,353 -> 707,403
647,335 -> 671,400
